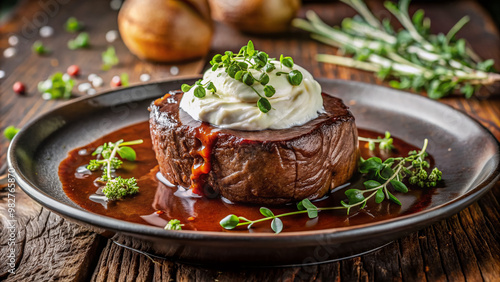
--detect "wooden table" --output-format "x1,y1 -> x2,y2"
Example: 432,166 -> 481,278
1,0 -> 499,281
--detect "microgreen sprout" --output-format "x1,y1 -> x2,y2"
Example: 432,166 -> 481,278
4,125 -> 20,140
358,131 -> 394,151
181,40 -> 304,113
32,41 -> 49,55
164,219 -> 184,230
38,72 -> 74,99
293,0 -> 500,98
86,139 -> 143,201
102,46 -> 119,70
65,17 -> 84,33
220,137 -> 442,234
68,32 -> 90,50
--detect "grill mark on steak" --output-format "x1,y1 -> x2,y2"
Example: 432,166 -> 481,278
149,91 -> 359,205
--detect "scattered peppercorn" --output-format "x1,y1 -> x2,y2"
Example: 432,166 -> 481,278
13,81 -> 26,94
67,65 -> 80,76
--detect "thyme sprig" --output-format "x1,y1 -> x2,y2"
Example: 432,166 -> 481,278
292,0 -> 499,98
358,131 -> 394,151
220,137 -> 442,234
87,139 -> 143,201
181,41 -> 304,113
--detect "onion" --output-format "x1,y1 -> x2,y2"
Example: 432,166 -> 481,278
208,0 -> 301,34
118,0 -> 214,63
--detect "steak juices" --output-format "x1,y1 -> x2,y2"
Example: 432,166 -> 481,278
149,42 -> 358,205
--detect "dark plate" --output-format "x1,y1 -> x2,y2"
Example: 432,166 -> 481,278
8,77 -> 500,267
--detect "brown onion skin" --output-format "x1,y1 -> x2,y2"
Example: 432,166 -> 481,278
118,0 -> 214,63
208,0 -> 301,34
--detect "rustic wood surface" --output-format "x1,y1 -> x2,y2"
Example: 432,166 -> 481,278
1,0 -> 499,281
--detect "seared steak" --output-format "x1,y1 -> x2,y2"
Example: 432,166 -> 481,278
149,91 -> 358,205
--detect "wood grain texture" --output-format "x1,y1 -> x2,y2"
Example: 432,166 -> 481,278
1,0 -> 499,281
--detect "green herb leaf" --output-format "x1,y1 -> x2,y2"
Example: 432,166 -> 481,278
194,86 -> 206,98
390,180 -> 408,193
181,84 -> 193,92
102,46 -> 119,70
257,97 -> 271,113
363,180 -> 381,189
117,146 -> 136,161
260,207 -> 274,218
38,72 -> 74,99
271,218 -> 283,234
246,40 -> 255,56
4,125 -> 20,140
102,176 -> 139,200
287,70 -> 303,86
32,41 -> 48,55
387,191 -> 402,206
164,219 -> 183,230
263,85 -> 276,97
220,214 -> 240,229
375,189 -> 385,203
65,17 -> 84,32
345,189 -> 365,204
68,32 -> 90,50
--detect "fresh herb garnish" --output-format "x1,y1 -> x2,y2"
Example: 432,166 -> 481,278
102,46 -> 119,70
164,219 -> 184,230
65,17 -> 84,33
87,139 -> 143,201
358,131 -> 394,151
32,41 -> 49,55
293,0 -> 500,98
220,137 -> 442,233
68,32 -> 90,50
120,73 -> 129,87
38,72 -> 74,99
4,125 -> 20,140
181,40 -> 304,113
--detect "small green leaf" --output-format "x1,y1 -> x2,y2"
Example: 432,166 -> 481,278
260,207 -> 274,218
375,188 -> 385,203
271,217 -> 283,234
307,208 -> 318,219
363,180 -> 381,189
387,191 -> 402,205
242,72 -> 255,86
181,84 -> 193,92
301,198 -> 317,210
280,56 -> 294,68
220,214 -> 240,230
345,189 -> 365,204
380,165 -> 394,179
287,70 -> 303,86
246,40 -> 255,56
194,86 -> 206,98
259,73 -> 270,85
117,146 -> 136,161
257,97 -> 271,113
359,157 -> 383,173
390,180 -> 409,193
263,85 -> 276,97
4,125 -> 20,140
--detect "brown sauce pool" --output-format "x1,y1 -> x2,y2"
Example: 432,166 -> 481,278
59,121 -> 434,233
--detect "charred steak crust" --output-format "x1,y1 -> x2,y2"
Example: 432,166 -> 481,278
149,91 -> 358,205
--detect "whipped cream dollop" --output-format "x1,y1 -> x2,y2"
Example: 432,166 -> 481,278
179,59 -> 323,130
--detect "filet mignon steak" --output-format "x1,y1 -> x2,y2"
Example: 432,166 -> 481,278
149,91 -> 358,205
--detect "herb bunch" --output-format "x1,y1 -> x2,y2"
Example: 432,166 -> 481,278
292,0 -> 500,98
87,139 -> 143,201
181,41 -> 304,113
164,219 -> 184,231
38,72 -> 74,99
220,137 -> 442,234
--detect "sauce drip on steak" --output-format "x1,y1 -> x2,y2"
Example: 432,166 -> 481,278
149,91 -> 359,204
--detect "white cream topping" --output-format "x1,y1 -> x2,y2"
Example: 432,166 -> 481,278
179,59 -> 323,130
